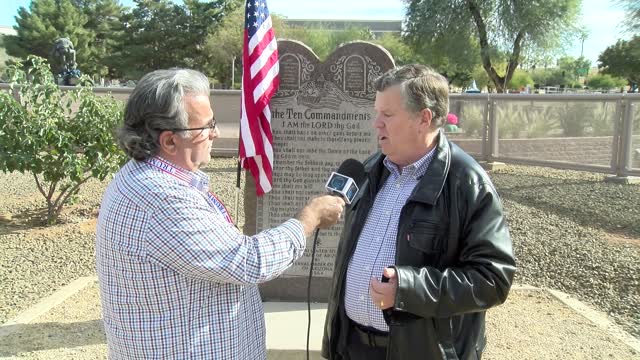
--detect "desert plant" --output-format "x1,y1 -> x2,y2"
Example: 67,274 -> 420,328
0,56 -> 126,224
521,104 -> 559,138
589,102 -> 618,136
497,104 -> 528,139
458,104 -> 485,137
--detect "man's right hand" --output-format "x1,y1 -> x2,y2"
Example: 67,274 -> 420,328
296,195 -> 345,236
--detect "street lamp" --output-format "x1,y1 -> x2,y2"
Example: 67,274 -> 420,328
231,56 -> 236,89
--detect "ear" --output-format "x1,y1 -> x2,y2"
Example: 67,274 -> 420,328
419,108 -> 433,130
158,131 -> 178,155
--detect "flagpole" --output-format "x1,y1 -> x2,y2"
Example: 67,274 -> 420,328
235,128 -> 242,225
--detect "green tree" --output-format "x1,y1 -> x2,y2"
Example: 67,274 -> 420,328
586,74 -> 627,90
75,0 -> 125,78
557,56 -> 591,81
404,0 -> 581,93
283,26 -> 330,59
598,36 -> 640,87
328,27 -> 374,53
372,33 -> 418,66
0,35 -> 17,80
0,56 -> 126,224
531,68 -> 568,87
113,0 -> 236,79
5,0 -> 124,78
281,23 -> 374,60
404,26 -> 483,88
203,7 -> 287,88
508,69 -> 534,90
616,0 -> 640,34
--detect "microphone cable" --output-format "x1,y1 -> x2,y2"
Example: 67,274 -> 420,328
306,228 -> 320,360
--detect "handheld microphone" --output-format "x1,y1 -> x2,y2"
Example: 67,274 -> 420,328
325,159 -> 366,204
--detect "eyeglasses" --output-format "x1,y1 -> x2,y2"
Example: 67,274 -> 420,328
160,117 -> 216,137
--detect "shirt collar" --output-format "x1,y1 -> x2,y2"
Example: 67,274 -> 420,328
383,146 -> 437,180
153,156 -> 210,193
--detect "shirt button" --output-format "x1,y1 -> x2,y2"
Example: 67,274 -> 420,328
396,183 -> 401,188
399,301 -> 405,308
365,266 -> 371,271
385,210 -> 391,216
360,295 -> 365,301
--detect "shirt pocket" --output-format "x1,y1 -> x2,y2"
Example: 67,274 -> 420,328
406,220 -> 443,254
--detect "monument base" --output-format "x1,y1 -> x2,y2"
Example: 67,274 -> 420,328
480,161 -> 506,171
604,175 -> 640,185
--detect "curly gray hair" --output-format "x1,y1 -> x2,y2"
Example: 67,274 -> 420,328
374,64 -> 449,128
117,69 -> 210,161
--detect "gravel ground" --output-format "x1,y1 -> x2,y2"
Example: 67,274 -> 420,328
0,158 -> 246,326
0,160 -> 638,343
491,166 -> 640,338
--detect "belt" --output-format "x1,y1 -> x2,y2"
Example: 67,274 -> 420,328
350,321 -> 389,348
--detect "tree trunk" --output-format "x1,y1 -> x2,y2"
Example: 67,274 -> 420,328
466,0 -> 524,93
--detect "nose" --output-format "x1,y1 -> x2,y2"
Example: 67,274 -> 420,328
209,126 -> 219,139
373,114 -> 384,129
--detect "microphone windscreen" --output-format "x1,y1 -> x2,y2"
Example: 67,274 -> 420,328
336,159 -> 366,187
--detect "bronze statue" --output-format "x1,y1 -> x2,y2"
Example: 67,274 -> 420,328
51,37 -> 80,85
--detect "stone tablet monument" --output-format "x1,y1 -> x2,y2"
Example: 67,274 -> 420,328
244,40 -> 394,301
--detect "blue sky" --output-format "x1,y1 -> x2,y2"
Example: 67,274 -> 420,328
1,0 -> 628,66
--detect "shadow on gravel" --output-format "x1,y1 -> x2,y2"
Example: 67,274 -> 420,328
0,206 -> 96,236
494,174 -> 640,239
0,320 -> 105,356
0,208 -> 50,236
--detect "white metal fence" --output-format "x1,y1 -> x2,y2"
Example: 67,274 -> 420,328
2,83 -> 638,178
449,93 -> 640,178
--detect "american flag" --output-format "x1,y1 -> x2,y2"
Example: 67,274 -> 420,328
239,0 -> 280,196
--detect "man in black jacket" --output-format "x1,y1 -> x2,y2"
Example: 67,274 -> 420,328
322,64 -> 516,360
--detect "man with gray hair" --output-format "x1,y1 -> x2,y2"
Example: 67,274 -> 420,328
322,64 -> 515,360
96,69 -> 345,359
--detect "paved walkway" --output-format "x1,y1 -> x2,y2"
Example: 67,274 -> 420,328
0,278 -> 638,359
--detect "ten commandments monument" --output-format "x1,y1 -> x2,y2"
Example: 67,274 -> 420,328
244,40 -> 395,301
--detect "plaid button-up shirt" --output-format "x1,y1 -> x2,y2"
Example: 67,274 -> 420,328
96,159 -> 306,359
344,148 -> 436,332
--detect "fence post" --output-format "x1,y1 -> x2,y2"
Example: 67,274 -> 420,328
607,97 -> 640,183
610,99 -> 624,173
620,100 -> 635,176
481,95 -> 490,162
488,100 -> 499,162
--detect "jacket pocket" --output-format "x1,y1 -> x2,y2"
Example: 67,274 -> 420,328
406,220 -> 443,254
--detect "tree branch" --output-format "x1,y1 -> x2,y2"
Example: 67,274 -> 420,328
466,0 -> 504,91
33,174 -> 47,199
47,181 -> 56,204
505,31 -> 525,89
52,176 -> 92,220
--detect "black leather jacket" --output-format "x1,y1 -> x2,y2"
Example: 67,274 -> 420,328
322,133 -> 516,360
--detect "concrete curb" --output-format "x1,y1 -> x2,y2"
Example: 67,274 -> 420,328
513,284 -> 640,353
0,276 -> 97,338
546,288 -> 640,353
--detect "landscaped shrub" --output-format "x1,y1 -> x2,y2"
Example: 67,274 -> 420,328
0,56 -> 126,224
